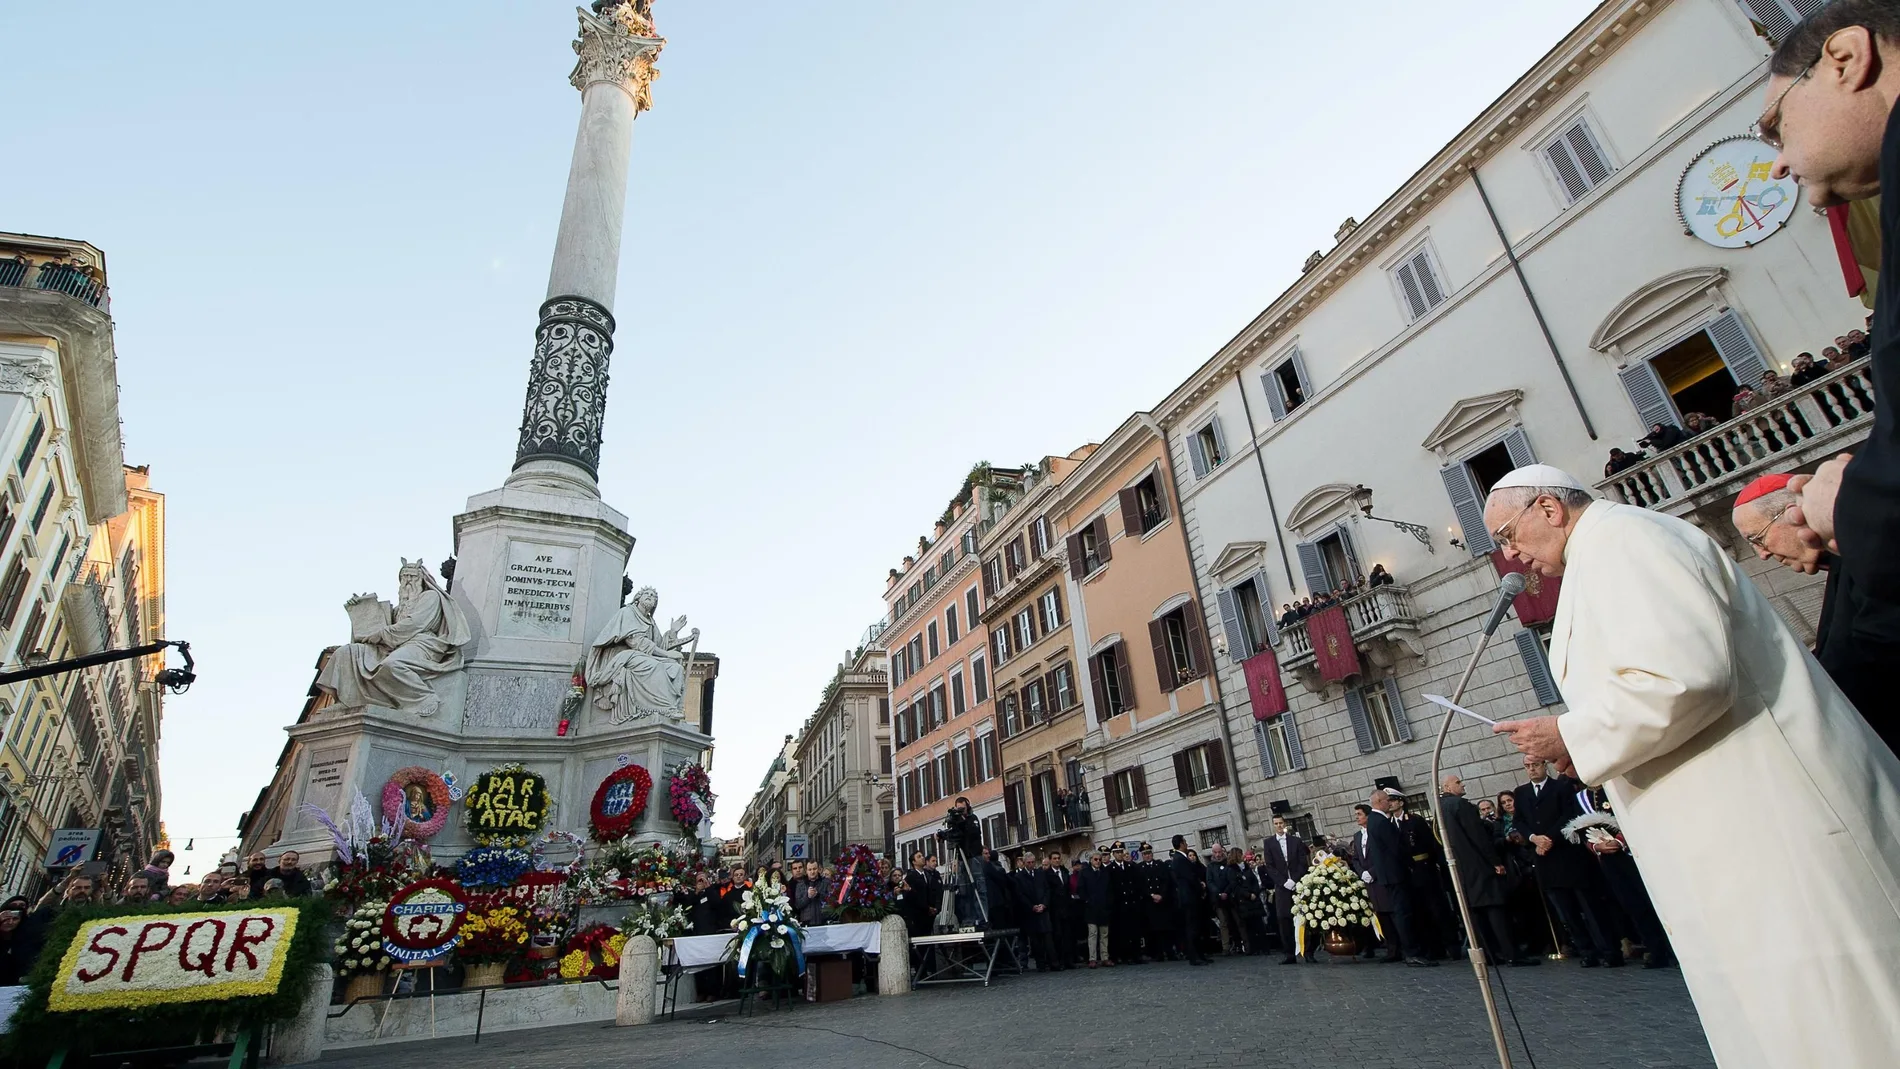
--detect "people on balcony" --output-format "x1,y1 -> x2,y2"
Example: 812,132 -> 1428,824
1683,411 -> 1719,435
1368,563 -> 1395,587
1791,352 -> 1829,387
1730,384 -> 1760,419
1758,369 -> 1794,401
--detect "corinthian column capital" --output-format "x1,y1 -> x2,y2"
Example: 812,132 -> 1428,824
570,0 -> 666,111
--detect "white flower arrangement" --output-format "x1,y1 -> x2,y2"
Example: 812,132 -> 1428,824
621,900 -> 690,944
335,899 -> 395,976
1290,856 -> 1376,931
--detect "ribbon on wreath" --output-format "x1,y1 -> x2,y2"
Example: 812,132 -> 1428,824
733,906 -> 806,980
832,858 -> 860,907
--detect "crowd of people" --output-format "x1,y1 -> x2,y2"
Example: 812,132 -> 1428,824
1604,326 -> 1872,478
0,848 -> 319,985
1278,564 -> 1394,627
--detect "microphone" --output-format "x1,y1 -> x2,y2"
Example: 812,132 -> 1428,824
1482,573 -> 1528,636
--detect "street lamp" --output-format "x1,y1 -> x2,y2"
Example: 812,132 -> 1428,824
1349,485 -> 1434,552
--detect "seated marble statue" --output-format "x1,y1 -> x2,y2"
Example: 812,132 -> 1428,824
317,560 -> 471,714
586,585 -> 698,724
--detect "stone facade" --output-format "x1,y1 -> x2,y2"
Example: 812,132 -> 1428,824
0,232 -> 153,897
791,642 -> 892,863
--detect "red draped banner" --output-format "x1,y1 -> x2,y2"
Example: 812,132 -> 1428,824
1489,550 -> 1562,627
1242,649 -> 1288,720
1306,605 -> 1361,683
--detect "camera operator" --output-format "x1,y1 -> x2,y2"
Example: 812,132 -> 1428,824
937,796 -> 984,865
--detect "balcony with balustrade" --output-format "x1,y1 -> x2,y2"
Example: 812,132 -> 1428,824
1280,583 -> 1423,694
1597,359 -> 1876,520
0,234 -> 109,311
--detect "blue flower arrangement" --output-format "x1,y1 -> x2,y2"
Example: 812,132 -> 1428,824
457,845 -> 534,888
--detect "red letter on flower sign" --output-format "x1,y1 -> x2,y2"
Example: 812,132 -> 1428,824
74,925 -> 128,983
121,921 -> 180,982
225,915 -> 276,973
178,917 -> 228,977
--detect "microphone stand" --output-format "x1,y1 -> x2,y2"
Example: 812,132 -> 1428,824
1429,585 -> 1523,1069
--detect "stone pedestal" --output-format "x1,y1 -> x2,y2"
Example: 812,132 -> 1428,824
269,964 -> 333,1065
877,916 -> 910,996
614,939 -> 658,1025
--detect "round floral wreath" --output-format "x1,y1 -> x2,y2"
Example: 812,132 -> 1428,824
464,762 -> 554,846
589,763 -> 653,843
381,877 -> 469,953
382,767 -> 452,840
534,829 -> 587,876
668,763 -> 714,833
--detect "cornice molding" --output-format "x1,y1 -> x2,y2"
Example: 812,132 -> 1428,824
1157,0 -> 1667,428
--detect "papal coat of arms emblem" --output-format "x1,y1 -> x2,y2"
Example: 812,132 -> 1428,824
1325,634 -> 1341,657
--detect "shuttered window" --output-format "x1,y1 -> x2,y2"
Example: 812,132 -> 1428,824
1172,740 -> 1229,797
1514,629 -> 1564,706
1707,310 -> 1771,394
1392,247 -> 1447,321
1262,349 -> 1313,421
1735,0 -> 1829,44
1542,116 -> 1614,204
1186,417 -> 1229,478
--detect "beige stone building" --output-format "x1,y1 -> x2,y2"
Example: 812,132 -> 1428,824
791,636 -> 893,863
980,448 -> 1095,862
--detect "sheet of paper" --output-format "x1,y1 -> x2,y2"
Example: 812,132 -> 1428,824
1422,693 -> 1498,727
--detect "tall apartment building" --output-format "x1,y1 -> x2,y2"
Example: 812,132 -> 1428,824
980,449 -> 1096,862
1050,416 -> 1248,851
792,634 -> 894,863
0,232 -> 143,896
1150,0 -> 1863,850
887,465 -> 1025,864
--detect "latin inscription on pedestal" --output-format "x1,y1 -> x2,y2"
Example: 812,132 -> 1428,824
498,540 -> 580,639
298,747 -> 349,830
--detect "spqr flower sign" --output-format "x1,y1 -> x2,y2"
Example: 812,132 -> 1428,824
588,763 -> 652,843
1290,855 -> 1379,956
47,907 -> 302,1011
729,882 -> 804,984
464,763 -> 553,846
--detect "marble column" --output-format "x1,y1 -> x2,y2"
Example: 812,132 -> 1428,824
511,1 -> 664,496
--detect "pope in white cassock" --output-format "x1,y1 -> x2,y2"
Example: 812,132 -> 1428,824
1484,465 -> 1900,1069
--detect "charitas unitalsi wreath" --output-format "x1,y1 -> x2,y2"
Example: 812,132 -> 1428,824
464,763 -> 553,846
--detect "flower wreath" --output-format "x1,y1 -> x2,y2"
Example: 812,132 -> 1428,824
589,763 -> 653,843
381,877 -> 469,959
558,924 -> 629,980
381,767 -> 452,840
668,762 -> 713,833
464,762 -> 553,846
533,830 -> 587,877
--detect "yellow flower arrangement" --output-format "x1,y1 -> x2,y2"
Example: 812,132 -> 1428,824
603,933 -> 628,968
558,950 -> 592,979
456,904 -> 530,964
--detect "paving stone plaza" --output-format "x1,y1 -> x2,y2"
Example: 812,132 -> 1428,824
315,958 -> 1715,1069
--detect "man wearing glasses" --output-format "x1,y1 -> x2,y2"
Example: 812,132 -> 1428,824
1732,472 -> 1898,746
1482,462 -> 1899,1069
1758,3 -> 1900,760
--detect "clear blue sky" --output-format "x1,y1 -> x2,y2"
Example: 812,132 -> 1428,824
0,1 -> 1596,864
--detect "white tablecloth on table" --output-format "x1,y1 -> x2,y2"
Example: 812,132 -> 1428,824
666,921 -> 882,968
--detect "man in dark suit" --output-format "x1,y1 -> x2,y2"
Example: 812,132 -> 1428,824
1261,815 -> 1313,963
1039,852 -> 1073,969
1139,843 -> 1179,960
1440,774 -> 1540,968
1204,845 -> 1242,955
1343,804 -> 1384,958
1009,852 -> 1056,970
1512,756 -> 1623,967
1368,789 -> 1435,967
902,851 -> 936,939
1165,835 -> 1211,965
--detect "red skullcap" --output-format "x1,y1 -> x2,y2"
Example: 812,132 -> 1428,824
1734,473 -> 1794,508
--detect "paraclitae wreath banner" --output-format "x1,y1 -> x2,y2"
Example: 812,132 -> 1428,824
464,762 -> 553,846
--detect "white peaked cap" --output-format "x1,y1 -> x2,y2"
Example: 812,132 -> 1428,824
1488,463 -> 1593,495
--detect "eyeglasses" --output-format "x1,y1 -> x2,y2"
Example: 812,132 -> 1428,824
1743,502 -> 1795,548
1750,60 -> 1816,150
1491,499 -> 1543,548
